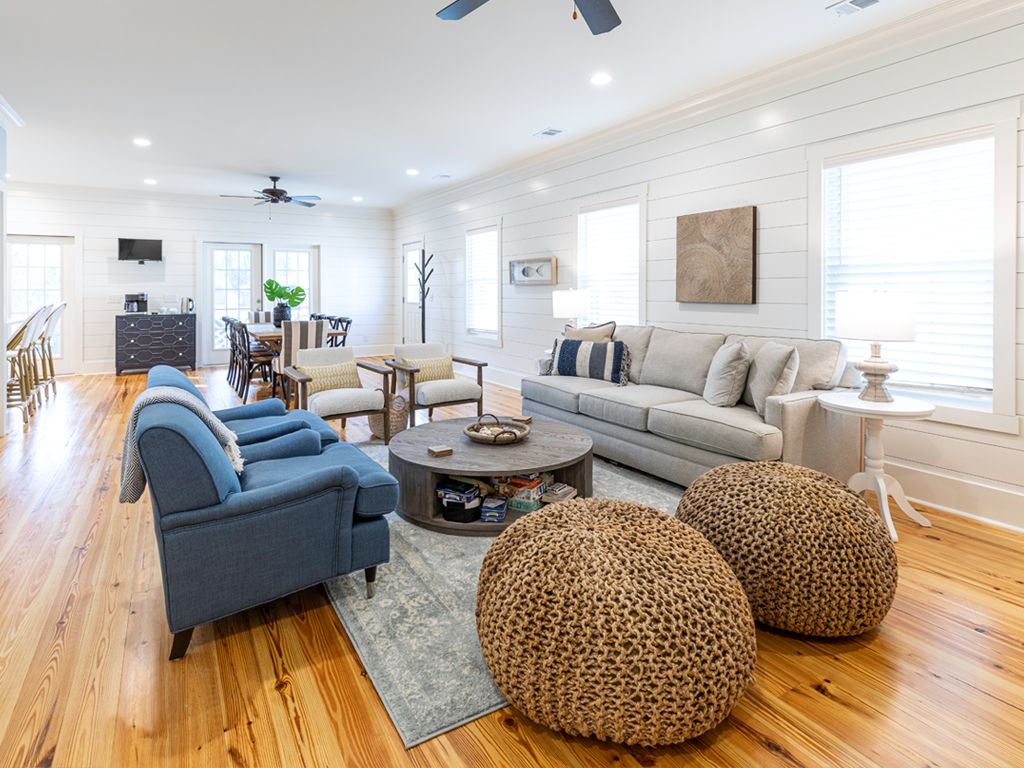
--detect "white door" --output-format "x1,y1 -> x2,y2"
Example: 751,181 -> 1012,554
5,235 -> 81,374
402,241 -> 423,343
201,243 -> 262,366
264,246 -> 319,319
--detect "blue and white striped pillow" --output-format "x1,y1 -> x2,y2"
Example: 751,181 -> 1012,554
550,338 -> 630,386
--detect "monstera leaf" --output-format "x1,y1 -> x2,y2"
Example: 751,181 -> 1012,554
263,279 -> 307,308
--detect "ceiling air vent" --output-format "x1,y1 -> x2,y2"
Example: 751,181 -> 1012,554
534,127 -> 564,138
827,0 -> 879,16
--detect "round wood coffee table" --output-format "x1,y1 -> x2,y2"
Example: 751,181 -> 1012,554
388,416 -> 594,536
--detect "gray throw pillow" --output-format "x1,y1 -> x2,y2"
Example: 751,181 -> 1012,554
702,342 -> 751,407
563,321 -> 616,342
747,342 -> 800,416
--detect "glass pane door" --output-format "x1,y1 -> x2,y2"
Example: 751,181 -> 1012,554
203,243 -> 261,365
269,248 -> 314,320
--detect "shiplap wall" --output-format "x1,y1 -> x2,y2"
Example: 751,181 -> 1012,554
5,185 -> 396,373
395,5 -> 1024,529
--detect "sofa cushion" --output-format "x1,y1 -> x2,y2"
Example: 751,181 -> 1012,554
220,410 -> 340,447
638,328 -> 726,395
703,341 -> 751,407
521,375 -> 619,414
726,334 -> 846,392
744,342 -> 800,416
613,325 -> 655,384
647,400 -> 782,461
564,321 -> 616,342
415,378 -> 482,406
240,442 -> 398,518
580,386 -> 699,431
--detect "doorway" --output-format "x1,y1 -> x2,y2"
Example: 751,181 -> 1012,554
402,240 -> 423,343
200,242 -> 262,366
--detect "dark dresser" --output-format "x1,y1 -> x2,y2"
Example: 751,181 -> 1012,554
116,313 -> 197,374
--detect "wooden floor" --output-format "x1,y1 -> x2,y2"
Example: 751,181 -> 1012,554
1,366 -> 1022,768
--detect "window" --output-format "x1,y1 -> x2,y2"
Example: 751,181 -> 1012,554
271,248 -> 314,320
465,226 -> 500,339
822,135 -> 995,394
6,236 -> 71,356
577,201 -> 641,327
211,245 -> 256,350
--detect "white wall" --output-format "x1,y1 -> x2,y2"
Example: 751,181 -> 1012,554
394,3 -> 1024,530
6,185 -> 396,373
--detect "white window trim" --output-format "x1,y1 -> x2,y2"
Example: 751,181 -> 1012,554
571,184 -> 648,326
807,100 -> 1020,434
462,220 -> 503,348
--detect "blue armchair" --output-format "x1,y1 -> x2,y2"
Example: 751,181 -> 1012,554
146,365 -> 340,447
136,401 -> 396,659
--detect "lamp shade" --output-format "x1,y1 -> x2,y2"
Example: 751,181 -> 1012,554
833,290 -> 916,342
552,288 -> 590,320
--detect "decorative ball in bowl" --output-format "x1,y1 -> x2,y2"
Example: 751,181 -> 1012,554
464,415 -> 531,445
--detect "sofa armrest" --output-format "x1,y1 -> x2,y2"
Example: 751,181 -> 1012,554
214,399 -> 286,421
238,429 -> 322,464
233,420 -> 306,446
764,390 -> 861,482
160,465 -> 360,532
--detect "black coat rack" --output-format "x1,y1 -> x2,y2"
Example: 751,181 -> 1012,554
414,249 -> 434,342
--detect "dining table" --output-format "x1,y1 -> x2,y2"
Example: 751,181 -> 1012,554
246,322 -> 347,351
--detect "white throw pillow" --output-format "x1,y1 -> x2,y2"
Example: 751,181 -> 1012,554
746,342 -> 800,416
702,342 -> 751,407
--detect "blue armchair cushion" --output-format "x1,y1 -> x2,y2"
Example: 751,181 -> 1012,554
213,398 -> 286,421
240,442 -> 398,518
238,429 -> 322,464
137,403 -> 242,515
221,410 -> 340,447
234,420 -> 305,446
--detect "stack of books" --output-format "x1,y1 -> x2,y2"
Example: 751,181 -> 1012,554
541,482 -> 578,503
495,476 -> 546,514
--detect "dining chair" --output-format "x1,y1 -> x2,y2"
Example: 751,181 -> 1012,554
233,320 -> 275,403
284,346 -> 395,442
6,306 -> 51,423
385,342 -> 487,428
249,310 -> 274,323
272,320 -> 327,405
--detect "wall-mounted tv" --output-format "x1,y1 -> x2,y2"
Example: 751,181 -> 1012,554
118,238 -> 163,263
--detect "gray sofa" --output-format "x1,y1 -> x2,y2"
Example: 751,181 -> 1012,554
521,326 -> 860,487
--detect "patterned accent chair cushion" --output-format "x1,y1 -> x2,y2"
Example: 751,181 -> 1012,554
402,355 -> 454,384
297,361 -> 362,395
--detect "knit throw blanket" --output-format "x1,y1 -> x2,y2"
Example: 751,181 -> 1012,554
119,386 -> 244,503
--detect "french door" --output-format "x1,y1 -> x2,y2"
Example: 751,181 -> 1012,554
201,243 -> 262,366
264,245 -> 319,320
402,240 -> 423,343
4,234 -> 81,374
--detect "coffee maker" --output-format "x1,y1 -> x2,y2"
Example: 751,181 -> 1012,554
124,292 -> 149,313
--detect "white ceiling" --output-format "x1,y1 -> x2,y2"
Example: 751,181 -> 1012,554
0,0 -> 950,209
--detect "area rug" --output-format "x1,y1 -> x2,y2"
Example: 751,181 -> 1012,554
325,443 -> 683,748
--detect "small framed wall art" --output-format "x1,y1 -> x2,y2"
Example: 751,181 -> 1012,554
676,205 -> 757,304
509,257 -> 558,286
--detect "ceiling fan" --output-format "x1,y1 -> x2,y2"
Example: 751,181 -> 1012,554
220,176 -> 322,208
437,0 -> 621,35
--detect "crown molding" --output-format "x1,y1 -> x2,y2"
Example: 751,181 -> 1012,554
0,93 -> 25,130
398,0 -> 1024,215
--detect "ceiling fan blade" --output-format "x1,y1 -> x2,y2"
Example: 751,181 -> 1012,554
290,195 -> 321,201
221,194 -> 264,199
437,0 -> 490,21
288,199 -> 316,208
574,0 -> 621,34
254,200 -> 269,206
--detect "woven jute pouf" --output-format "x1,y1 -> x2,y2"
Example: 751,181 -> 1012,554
676,461 -> 898,637
476,498 -> 756,746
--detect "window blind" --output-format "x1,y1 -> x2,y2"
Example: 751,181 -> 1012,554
465,227 -> 500,337
577,202 -> 641,327
823,135 -> 995,392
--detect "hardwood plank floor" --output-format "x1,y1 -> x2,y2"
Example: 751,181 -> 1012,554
1,366 -> 1022,768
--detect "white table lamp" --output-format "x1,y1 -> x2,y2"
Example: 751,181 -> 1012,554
552,288 -> 590,328
834,290 -> 916,403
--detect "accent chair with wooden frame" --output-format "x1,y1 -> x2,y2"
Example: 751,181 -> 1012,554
272,320 -> 326,404
386,342 -> 487,428
284,347 -> 396,443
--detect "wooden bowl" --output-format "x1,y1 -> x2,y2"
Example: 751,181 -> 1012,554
464,415 -> 531,445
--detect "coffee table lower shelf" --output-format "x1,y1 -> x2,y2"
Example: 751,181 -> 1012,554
388,452 -> 593,537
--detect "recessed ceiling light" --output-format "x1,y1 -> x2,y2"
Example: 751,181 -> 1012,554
143,178 -> 158,185
352,195 -> 363,202
406,168 -> 420,177
590,72 -> 613,86
133,137 -> 152,147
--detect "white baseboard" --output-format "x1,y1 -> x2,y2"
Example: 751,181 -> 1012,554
481,365 -> 527,391
887,459 -> 1024,533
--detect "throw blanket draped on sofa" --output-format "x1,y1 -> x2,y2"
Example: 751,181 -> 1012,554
119,386 -> 244,503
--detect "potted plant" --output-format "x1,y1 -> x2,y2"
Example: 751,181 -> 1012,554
263,279 -> 307,327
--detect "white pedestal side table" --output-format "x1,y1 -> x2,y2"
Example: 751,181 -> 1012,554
817,391 -> 935,542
